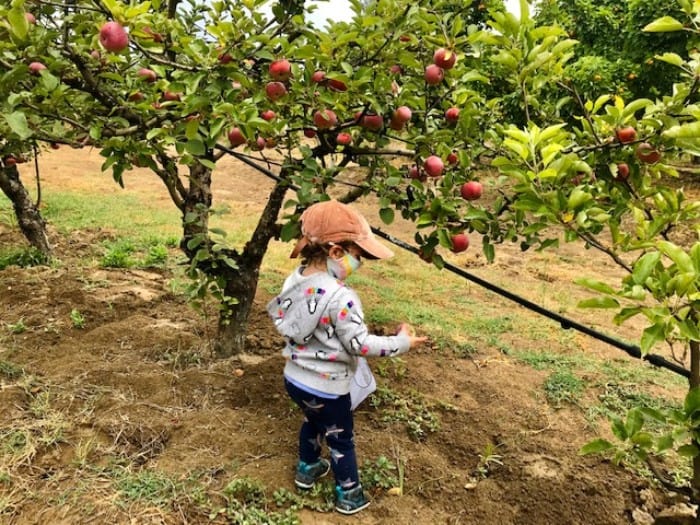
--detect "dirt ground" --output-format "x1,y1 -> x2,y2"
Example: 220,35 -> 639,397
0,148 -> 696,524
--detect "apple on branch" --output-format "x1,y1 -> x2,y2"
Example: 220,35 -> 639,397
228,127 -> 246,147
450,233 -> 469,253
99,21 -> 129,53
615,126 -> 636,144
424,155 -> 444,177
137,67 -> 157,82
425,64 -> 444,86
445,107 -> 460,123
313,109 -> 338,129
433,48 -> 457,70
635,143 -> 661,164
261,109 -> 276,121
269,59 -> 291,81
265,81 -> 287,101
28,61 -> 47,75
460,181 -> 483,200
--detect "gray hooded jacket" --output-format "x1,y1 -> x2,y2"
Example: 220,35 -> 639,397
267,267 -> 410,396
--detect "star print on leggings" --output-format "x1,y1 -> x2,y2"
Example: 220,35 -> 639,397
307,436 -> 321,451
325,424 -> 344,437
338,477 -> 355,489
303,398 -> 325,412
330,447 -> 346,463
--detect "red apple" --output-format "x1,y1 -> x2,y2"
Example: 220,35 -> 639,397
3,156 -> 18,167
303,128 -> 317,139
389,64 -> 402,75
425,64 -> 444,86
399,35 -> 411,42
162,91 -> 181,102
360,113 -> 384,132
407,165 -> 422,180
635,143 -> 661,164
128,91 -> 145,102
265,137 -> 277,149
328,78 -> 347,92
336,132 -> 352,145
615,126 -> 636,144
615,163 -> 630,180
269,59 -> 291,81
265,81 -> 287,101
424,155 -> 444,177
313,109 -> 338,129
445,107 -> 460,123
251,136 -> 266,151
137,67 -> 157,82
460,181 -> 483,200
447,152 -> 459,165
389,118 -> 406,131
50,142 -> 60,150
311,70 -> 326,83
228,127 -> 246,147
25,12 -> 36,24
218,52 -> 233,64
90,50 -> 102,61
433,48 -> 457,70
393,106 -> 412,124
260,109 -> 276,121
99,21 -> 129,53
28,62 -> 46,75
450,233 -> 469,253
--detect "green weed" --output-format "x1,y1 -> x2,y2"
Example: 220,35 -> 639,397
543,369 -> 584,407
370,386 -> 440,440
361,455 -> 399,490
0,360 -> 23,379
70,309 -> 85,329
0,247 -> 50,269
5,319 -> 27,335
115,469 -> 182,507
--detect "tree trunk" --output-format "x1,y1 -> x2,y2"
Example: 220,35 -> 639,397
0,165 -> 51,255
214,177 -> 289,357
690,339 -> 700,510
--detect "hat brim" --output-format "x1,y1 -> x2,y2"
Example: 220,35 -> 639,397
355,236 -> 394,260
289,237 -> 308,258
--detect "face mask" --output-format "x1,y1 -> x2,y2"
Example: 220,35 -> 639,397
326,252 -> 362,280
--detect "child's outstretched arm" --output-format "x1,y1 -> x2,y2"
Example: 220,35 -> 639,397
331,289 -> 425,357
397,323 -> 428,349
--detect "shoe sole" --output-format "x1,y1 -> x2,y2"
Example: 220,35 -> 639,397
294,462 -> 330,489
335,501 -> 371,515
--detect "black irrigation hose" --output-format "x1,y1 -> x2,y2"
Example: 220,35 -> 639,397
218,145 -> 691,380
371,228 -> 691,379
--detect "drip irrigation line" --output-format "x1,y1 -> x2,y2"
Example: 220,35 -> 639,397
371,228 -> 690,379
222,146 -> 690,379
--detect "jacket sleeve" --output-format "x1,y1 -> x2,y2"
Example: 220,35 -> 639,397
329,287 -> 410,357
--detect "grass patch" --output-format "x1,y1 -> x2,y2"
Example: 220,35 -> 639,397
370,385 -> 441,441
0,360 -> 23,379
543,369 -> 584,407
0,247 -> 51,270
99,236 -> 178,270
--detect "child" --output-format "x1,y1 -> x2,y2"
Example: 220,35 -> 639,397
267,199 -> 426,515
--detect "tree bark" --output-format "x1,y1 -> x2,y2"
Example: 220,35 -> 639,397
690,339 -> 700,510
214,177 -> 289,356
0,165 -> 51,255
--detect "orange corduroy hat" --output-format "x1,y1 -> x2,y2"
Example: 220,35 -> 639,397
290,200 -> 394,260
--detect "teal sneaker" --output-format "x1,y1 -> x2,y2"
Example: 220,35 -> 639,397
335,484 -> 370,515
294,458 -> 330,489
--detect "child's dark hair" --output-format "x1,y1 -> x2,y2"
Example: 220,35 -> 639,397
299,241 -> 358,266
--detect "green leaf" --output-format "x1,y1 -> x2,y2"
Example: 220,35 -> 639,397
632,252 -> 660,285
575,278 -> 615,295
185,139 -> 206,156
655,52 -> 685,67
656,434 -> 674,452
640,322 -> 666,354
684,387 -> 700,418
8,7 -> 29,40
642,16 -> 685,33
5,111 -> 31,140
579,438 -> 613,455
658,241 -> 694,273
578,297 -> 620,309
677,444 -> 700,458
625,409 -> 644,437
379,207 -> 394,225
611,417 -> 627,440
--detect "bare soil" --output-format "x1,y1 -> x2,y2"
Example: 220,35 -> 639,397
0,148 -> 694,524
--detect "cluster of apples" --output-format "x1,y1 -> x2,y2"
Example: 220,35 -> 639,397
612,126 -> 661,181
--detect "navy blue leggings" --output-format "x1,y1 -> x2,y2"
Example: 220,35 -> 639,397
285,378 -> 359,489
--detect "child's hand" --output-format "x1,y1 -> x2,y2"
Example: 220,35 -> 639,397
397,323 -> 428,348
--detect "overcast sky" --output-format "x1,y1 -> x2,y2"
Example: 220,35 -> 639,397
306,0 -> 525,26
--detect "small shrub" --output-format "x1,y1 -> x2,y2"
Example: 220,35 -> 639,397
543,370 -> 584,407
70,309 -> 85,329
0,247 -> 50,270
